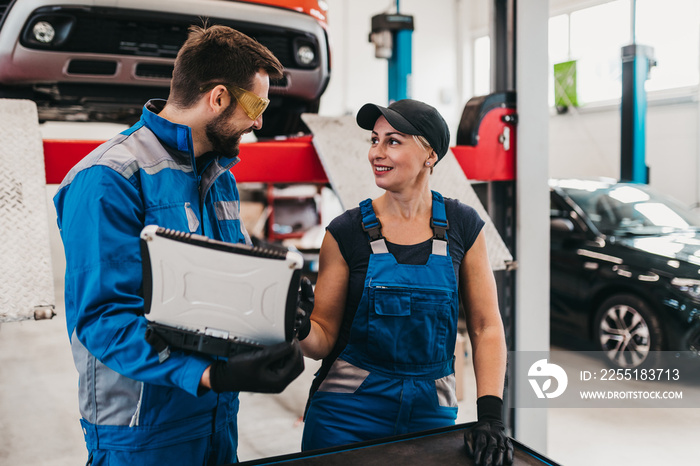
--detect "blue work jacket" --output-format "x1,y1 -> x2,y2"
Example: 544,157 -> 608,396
53,100 -> 249,451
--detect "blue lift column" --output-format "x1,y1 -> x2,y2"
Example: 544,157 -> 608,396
369,11 -> 414,102
620,44 -> 656,183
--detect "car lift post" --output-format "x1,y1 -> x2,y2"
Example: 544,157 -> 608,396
486,0 -> 550,453
369,1 -> 414,102
491,0 -> 518,441
620,39 -> 655,183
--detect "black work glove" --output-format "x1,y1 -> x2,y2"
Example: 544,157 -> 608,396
294,276 -> 314,340
464,396 -> 514,466
209,339 -> 304,394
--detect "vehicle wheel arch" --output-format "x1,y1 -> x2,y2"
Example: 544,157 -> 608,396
590,289 -> 666,368
587,285 -> 667,349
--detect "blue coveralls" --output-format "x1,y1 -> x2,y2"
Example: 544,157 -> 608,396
54,100 -> 245,465
302,191 -> 459,450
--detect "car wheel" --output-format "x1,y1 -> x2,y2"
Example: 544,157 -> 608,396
593,294 -> 663,369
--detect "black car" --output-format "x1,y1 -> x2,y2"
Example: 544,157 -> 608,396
550,178 -> 700,369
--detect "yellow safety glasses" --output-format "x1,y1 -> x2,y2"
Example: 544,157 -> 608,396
200,83 -> 270,121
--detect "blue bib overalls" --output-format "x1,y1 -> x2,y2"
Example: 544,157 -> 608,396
302,191 -> 459,451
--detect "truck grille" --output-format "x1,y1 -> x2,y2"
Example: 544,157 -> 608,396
135,63 -> 174,79
21,6 -> 317,69
0,0 -> 12,24
67,59 -> 118,76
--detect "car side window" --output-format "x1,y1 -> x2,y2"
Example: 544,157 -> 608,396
593,195 -> 618,230
550,192 -> 572,219
551,191 -> 583,235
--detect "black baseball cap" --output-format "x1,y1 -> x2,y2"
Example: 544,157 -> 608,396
356,99 -> 450,161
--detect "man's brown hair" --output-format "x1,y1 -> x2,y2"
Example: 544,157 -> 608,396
169,24 -> 283,108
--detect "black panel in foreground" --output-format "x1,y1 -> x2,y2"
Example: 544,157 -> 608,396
237,422 -> 560,466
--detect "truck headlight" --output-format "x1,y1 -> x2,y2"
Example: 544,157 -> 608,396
21,15 -> 76,48
293,38 -> 318,68
32,21 -> 55,44
296,45 -> 316,66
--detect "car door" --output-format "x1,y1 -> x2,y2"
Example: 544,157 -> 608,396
550,190 -> 599,333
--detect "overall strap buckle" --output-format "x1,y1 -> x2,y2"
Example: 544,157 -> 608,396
430,217 -> 449,241
361,220 -> 384,242
362,221 -> 388,254
430,190 -> 449,240
360,198 -> 388,254
430,191 -> 449,256
430,191 -> 450,241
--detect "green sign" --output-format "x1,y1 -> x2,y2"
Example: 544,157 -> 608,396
554,60 -> 578,109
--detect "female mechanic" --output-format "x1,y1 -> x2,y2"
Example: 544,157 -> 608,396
297,99 -> 513,466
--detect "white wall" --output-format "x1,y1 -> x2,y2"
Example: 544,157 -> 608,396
319,0 -> 478,145
549,100 -> 700,206
646,102 -> 699,205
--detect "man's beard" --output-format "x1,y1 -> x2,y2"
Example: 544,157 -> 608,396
205,106 -> 249,158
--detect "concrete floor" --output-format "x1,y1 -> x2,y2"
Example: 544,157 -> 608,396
3,307 -> 699,466
1,187 -> 698,465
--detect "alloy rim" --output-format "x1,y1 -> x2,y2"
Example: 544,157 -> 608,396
598,303 -> 651,368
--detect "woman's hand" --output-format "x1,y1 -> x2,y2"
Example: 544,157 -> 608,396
299,231 -> 349,360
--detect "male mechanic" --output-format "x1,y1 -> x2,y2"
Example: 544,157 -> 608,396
54,25 -> 304,465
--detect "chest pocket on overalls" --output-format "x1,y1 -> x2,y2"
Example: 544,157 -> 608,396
368,286 -> 451,365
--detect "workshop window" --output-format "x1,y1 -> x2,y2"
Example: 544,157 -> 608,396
549,0 -> 700,108
548,14 -> 570,108
569,0 -> 631,104
477,0 -> 700,107
635,0 -> 700,92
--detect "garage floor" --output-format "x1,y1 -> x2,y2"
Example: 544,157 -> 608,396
0,189 -> 698,466
2,306 -> 698,466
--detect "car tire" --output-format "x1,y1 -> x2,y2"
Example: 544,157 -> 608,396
593,293 -> 664,369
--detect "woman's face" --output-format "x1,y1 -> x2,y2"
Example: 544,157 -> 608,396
368,116 -> 432,192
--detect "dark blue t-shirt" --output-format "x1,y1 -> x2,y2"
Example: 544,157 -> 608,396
306,197 -> 485,403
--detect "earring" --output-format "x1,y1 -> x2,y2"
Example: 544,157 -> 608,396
425,161 -> 430,166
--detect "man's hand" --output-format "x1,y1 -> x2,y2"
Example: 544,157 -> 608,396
209,339 -> 304,393
464,396 -> 514,466
295,276 -> 314,340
